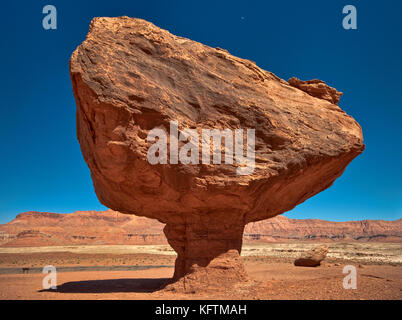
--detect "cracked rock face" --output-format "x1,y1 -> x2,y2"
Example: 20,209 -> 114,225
70,17 -> 364,291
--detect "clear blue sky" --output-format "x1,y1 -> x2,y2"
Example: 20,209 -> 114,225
0,0 -> 401,224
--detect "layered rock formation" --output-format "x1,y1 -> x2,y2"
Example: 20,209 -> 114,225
1,211 -> 400,247
244,215 -> 402,242
288,77 -> 343,105
69,17 -> 364,291
0,210 -> 166,246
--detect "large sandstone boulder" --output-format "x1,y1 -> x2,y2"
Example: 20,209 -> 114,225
70,17 -> 364,292
294,245 -> 329,267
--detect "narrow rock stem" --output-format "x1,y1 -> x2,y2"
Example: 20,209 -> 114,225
163,212 -> 249,292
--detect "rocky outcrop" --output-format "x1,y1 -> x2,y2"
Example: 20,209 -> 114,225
294,244 -> 328,267
288,77 -> 343,105
70,17 -> 364,291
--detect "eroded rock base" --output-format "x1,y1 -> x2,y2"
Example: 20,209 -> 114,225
163,250 -> 250,293
162,213 -> 250,292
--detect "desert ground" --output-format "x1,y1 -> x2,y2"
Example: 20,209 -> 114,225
0,242 -> 400,300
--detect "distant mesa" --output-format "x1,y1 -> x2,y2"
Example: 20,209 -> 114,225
0,210 -> 168,247
1,210 -> 400,248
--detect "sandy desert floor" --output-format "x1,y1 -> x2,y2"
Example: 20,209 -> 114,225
0,243 -> 400,300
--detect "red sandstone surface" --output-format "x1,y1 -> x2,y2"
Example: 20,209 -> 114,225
69,16 -> 365,291
0,261 -> 401,300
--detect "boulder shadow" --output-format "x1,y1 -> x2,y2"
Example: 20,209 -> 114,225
39,278 -> 171,294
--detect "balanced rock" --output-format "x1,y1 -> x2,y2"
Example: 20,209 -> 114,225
70,17 -> 364,292
294,245 -> 329,267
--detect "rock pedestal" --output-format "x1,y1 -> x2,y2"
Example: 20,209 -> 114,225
70,17 -> 364,292
163,212 -> 248,291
